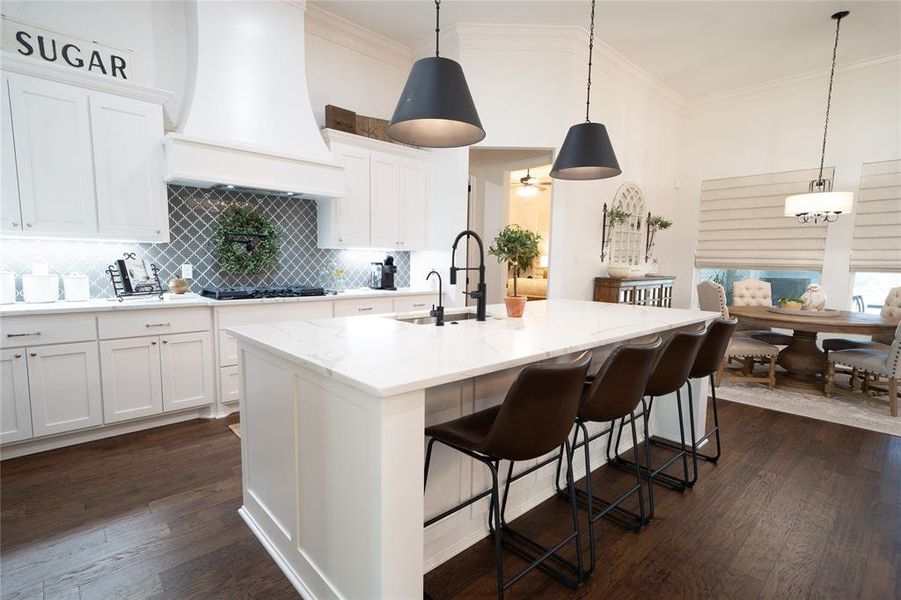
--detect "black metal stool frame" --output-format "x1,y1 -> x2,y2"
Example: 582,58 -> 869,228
423,436 -> 586,598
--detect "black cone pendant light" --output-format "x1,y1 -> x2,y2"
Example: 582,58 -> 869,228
387,0 -> 485,148
551,0 -> 621,180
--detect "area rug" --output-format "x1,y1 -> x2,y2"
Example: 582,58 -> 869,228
718,382 -> 900,437
228,423 -> 241,439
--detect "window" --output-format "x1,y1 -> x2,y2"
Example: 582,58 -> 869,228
852,272 -> 901,314
700,268 -> 821,306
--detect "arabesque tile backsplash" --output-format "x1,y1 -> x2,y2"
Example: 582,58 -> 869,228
0,185 -> 410,300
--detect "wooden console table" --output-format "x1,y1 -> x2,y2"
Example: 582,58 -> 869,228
593,275 -> 675,307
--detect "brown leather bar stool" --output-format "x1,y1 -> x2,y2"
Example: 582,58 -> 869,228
608,328 -> 707,501
423,352 -> 592,599
554,339 -> 661,574
650,319 -> 738,485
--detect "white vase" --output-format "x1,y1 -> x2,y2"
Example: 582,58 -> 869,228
800,284 -> 827,311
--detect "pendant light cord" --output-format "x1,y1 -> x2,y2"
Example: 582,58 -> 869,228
584,0 -> 596,122
818,13 -> 844,183
435,0 -> 441,57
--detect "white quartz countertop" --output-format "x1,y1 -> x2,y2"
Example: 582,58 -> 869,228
0,288 -> 435,317
227,299 -> 719,398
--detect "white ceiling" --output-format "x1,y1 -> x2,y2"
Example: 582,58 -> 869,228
310,1 -> 901,100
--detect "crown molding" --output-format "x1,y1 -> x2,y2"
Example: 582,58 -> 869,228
305,5 -> 412,71
444,23 -> 685,109
688,51 -> 901,107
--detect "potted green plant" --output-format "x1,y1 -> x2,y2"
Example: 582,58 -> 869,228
777,296 -> 805,311
489,225 -> 542,318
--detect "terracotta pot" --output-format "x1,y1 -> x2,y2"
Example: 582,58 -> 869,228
504,295 -> 527,318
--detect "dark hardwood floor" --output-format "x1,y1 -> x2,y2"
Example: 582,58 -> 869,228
1,401 -> 898,599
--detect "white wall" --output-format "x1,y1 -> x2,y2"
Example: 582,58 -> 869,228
2,0 -> 188,127
683,55 -> 901,308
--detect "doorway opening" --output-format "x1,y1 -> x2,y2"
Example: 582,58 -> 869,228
468,148 -> 554,305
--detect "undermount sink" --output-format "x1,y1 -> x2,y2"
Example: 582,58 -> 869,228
396,311 -> 490,325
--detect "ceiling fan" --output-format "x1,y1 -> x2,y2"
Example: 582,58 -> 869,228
516,168 -> 551,197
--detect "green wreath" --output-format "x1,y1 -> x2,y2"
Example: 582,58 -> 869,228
212,206 -> 280,275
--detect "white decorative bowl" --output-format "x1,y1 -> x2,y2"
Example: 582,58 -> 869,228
607,264 -> 632,278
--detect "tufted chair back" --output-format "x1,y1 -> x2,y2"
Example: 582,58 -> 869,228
732,279 -> 774,307
874,287 -> 901,345
698,281 -> 729,318
887,322 -> 901,379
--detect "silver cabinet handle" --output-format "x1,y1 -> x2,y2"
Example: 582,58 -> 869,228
25,223 -> 32,228
145,322 -> 171,328
29,352 -> 36,357
358,306 -> 373,312
7,332 -> 40,338
11,222 -> 18,227
156,229 -> 161,234
14,353 -> 22,358
151,341 -> 157,345
412,303 -> 426,308
162,340 -> 168,344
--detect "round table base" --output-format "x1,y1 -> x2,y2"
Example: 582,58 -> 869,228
776,330 -> 827,377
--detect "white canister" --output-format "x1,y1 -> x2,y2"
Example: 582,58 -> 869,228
63,274 -> 90,302
0,271 -> 15,304
22,274 -> 60,303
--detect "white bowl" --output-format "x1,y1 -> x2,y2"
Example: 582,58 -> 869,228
607,265 -> 632,278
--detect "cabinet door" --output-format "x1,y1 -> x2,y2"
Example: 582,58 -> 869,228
99,337 -> 163,424
0,349 -> 32,444
332,144 -> 371,247
7,74 -> 97,236
160,332 -> 214,412
399,159 -> 429,250
27,342 -> 102,436
369,151 -> 401,248
1,75 -> 23,232
90,92 -> 168,241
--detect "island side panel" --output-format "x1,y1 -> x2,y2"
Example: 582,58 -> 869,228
237,341 -> 426,600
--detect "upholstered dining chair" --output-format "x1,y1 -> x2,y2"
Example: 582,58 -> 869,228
698,280 -> 778,389
823,286 -> 901,354
826,322 -> 900,417
730,279 -> 793,346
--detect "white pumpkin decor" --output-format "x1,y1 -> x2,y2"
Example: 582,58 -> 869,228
800,283 -> 827,311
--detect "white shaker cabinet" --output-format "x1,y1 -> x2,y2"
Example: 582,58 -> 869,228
27,341 -> 103,437
90,93 -> 168,242
160,332 -> 214,412
100,337 -> 164,424
1,76 -> 22,233
1,66 -> 170,242
0,349 -> 32,444
317,143 -> 371,248
398,159 -> 429,250
7,74 -> 98,236
369,151 -> 403,248
317,129 -> 430,251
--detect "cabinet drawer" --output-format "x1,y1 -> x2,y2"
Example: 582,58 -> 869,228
219,331 -> 238,367
98,308 -> 211,339
393,295 -> 433,315
220,365 -> 240,405
1,315 -> 96,348
333,297 -> 394,318
215,300 -> 333,329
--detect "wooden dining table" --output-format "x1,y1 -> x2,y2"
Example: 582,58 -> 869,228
728,305 -> 899,382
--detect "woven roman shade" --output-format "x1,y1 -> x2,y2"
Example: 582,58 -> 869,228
850,160 -> 901,272
695,168 -> 832,270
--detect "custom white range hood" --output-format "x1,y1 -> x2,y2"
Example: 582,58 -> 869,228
164,0 -> 343,198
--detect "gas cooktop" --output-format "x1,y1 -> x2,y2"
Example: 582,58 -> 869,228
200,286 -> 327,301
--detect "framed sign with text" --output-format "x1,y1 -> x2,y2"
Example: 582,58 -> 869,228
1,15 -> 135,80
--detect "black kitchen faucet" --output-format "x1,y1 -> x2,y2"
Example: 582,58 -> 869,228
449,229 -> 487,322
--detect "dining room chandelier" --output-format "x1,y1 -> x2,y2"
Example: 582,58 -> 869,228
784,10 -> 854,224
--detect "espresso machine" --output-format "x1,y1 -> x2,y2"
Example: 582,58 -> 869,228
369,255 -> 397,290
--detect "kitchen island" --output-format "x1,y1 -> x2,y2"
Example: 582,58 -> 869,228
228,299 -> 717,599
